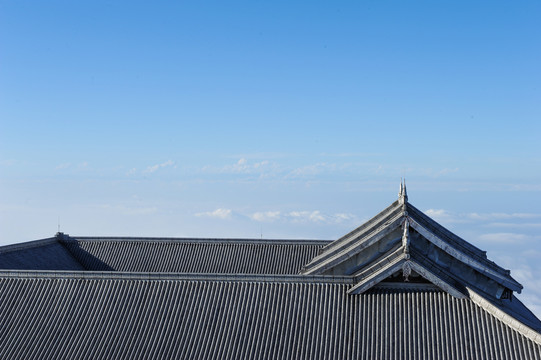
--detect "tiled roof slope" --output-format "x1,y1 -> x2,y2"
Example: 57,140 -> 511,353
0,238 -> 84,271
0,271 -> 540,360
60,236 -> 327,273
0,235 -> 327,274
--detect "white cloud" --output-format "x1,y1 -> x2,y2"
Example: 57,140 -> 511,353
253,160 -> 269,169
55,162 -> 88,171
477,232 -> 530,244
202,158 -> 276,176
468,212 -> 541,221
487,222 -> 541,228
99,204 -> 158,216
288,163 -> 336,177
55,163 -> 71,170
302,211 -> 356,224
424,209 -> 465,224
424,209 -> 448,218
305,211 -> 325,222
144,160 -> 175,174
216,158 -> 250,173
424,209 -> 541,227
288,211 -> 324,223
334,213 -> 355,222
251,211 -> 281,222
194,207 -> 357,224
228,158 -> 272,173
507,183 -> 541,191
250,210 -> 357,224
195,208 -> 232,220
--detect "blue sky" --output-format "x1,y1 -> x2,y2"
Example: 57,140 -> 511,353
1,1 -> 541,315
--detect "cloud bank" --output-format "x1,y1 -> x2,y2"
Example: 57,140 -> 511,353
144,160 -> 175,174
195,208 -> 232,219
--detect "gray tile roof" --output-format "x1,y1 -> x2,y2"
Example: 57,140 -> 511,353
1,187 -> 540,359
301,198 -> 523,301
0,271 -> 539,360
0,236 -> 327,274
61,236 -> 327,273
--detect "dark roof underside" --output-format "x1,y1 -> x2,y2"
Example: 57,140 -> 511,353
0,274 -> 539,360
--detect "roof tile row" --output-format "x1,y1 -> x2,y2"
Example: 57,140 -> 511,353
1,276 -> 539,360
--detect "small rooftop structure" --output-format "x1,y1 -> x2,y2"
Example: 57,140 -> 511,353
1,183 -> 540,359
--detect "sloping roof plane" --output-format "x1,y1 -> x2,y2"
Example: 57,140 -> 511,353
0,272 -> 540,360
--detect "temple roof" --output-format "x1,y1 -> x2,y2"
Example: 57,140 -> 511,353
0,236 -> 326,274
0,270 -> 539,360
301,180 -> 522,302
1,183 -> 540,359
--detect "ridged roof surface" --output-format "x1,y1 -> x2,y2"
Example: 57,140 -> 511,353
0,236 -> 327,274
61,237 -> 326,273
0,272 -> 539,360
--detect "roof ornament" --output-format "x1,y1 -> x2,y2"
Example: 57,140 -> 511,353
398,178 -> 408,205
402,261 -> 412,282
402,218 -> 410,259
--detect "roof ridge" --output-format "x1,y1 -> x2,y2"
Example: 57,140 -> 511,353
62,236 -> 331,246
407,203 -> 487,258
0,270 -> 354,283
407,203 -> 517,281
322,200 -> 402,250
301,214 -> 405,274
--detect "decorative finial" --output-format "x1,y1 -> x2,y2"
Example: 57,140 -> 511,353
398,178 -> 408,204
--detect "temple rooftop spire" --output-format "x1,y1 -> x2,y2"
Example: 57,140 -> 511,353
398,178 -> 408,204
